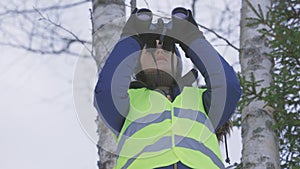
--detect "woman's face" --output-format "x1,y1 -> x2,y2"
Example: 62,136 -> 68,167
140,41 -> 178,75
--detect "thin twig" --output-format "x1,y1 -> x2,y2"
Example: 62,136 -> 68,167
191,0 -> 198,16
0,41 -> 82,56
198,24 -> 240,52
34,7 -> 93,57
130,0 -> 137,12
0,0 -> 91,16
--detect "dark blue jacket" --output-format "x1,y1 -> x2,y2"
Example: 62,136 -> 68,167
94,36 -> 242,135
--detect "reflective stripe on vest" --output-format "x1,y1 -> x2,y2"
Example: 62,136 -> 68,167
115,87 -> 224,169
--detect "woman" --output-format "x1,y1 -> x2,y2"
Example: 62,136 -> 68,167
94,7 -> 242,169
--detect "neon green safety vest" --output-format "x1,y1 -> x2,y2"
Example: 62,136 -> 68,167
115,87 -> 225,169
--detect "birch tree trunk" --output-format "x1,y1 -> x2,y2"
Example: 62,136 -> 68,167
240,0 -> 280,168
92,0 -> 125,168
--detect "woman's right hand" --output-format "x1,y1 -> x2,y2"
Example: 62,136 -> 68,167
121,8 -> 153,48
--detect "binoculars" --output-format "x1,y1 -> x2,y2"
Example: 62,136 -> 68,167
134,7 -> 191,51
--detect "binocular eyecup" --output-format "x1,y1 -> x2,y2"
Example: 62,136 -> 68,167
136,7 -> 189,22
136,8 -> 153,22
134,7 -> 190,52
171,7 -> 189,20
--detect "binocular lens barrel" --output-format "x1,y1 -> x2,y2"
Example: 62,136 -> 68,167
172,7 -> 189,19
133,7 -> 190,49
136,8 -> 153,21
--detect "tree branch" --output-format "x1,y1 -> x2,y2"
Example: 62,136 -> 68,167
0,41 -> 82,56
130,0 -> 136,12
191,0 -> 198,16
0,0 -> 91,17
34,7 -> 93,57
198,23 -> 240,52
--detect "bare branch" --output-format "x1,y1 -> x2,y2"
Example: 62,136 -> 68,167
142,0 -> 150,9
0,0 -> 91,17
130,0 -> 136,12
191,0 -> 198,16
198,23 -> 240,52
0,41 -> 82,56
0,1 -> 93,57
34,7 -> 93,57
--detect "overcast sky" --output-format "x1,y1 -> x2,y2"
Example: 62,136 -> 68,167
0,0 -> 241,169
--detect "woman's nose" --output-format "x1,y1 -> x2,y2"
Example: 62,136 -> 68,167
154,48 -> 164,56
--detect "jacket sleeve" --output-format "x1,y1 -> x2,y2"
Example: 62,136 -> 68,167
94,37 -> 141,135
187,38 -> 242,131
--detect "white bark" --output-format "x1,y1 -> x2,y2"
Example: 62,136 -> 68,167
92,0 -> 125,168
240,0 -> 280,168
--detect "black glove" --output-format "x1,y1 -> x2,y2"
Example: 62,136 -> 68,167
167,9 -> 205,56
121,8 -> 152,48
144,18 -> 165,52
